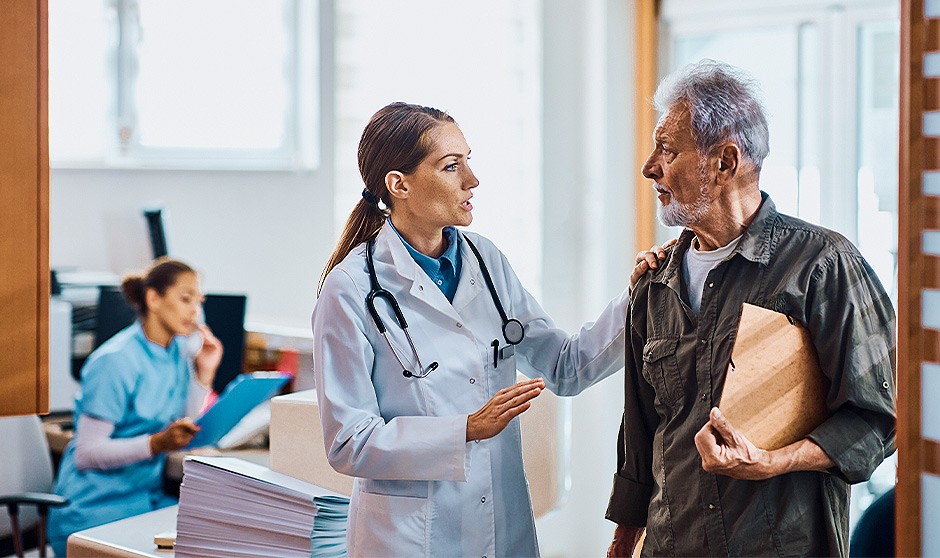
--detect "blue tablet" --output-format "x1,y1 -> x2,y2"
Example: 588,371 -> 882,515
186,372 -> 291,449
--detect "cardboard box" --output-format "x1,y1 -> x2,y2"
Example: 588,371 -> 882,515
269,379 -> 561,517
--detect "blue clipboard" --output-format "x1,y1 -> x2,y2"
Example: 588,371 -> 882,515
186,371 -> 291,449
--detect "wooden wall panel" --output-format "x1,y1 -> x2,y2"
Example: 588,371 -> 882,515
0,0 -> 49,416
633,0 -> 658,254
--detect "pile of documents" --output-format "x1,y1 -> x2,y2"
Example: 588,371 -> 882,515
175,456 -> 349,557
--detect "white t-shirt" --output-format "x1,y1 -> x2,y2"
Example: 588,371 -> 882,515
682,234 -> 743,314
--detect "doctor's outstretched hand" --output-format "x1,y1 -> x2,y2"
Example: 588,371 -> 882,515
466,378 -> 545,442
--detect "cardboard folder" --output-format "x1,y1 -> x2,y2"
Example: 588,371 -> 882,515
718,303 -> 829,451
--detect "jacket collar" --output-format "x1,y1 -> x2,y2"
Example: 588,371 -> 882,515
654,190 -> 777,289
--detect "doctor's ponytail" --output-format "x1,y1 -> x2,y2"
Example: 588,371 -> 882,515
318,102 -> 455,294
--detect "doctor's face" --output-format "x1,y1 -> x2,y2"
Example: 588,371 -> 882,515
401,122 -> 479,230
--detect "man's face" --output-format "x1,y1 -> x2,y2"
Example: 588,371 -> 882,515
643,105 -> 711,227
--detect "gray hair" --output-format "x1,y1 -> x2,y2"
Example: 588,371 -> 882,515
653,59 -> 770,171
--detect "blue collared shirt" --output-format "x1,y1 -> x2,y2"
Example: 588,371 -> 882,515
389,221 -> 462,302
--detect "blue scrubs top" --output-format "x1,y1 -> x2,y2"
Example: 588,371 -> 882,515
48,322 -> 191,552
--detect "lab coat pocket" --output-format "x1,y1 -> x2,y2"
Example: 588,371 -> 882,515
641,337 -> 684,410
353,490 -> 429,557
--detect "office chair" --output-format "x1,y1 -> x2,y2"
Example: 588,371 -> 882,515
0,416 -> 67,558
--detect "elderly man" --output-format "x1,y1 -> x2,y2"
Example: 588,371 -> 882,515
605,59 -> 896,557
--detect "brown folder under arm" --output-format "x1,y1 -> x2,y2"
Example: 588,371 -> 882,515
718,303 -> 830,451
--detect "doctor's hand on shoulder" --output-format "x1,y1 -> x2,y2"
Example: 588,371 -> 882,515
630,238 -> 677,290
466,377 -> 544,442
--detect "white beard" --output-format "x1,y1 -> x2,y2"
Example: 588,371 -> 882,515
657,189 -> 711,227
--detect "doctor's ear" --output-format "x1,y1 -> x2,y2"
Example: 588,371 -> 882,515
385,171 -> 409,200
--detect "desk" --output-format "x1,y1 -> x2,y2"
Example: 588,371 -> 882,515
67,505 -> 177,558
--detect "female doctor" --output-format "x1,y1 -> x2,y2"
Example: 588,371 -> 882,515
312,102 -> 631,557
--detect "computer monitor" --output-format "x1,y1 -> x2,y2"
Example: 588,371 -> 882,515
94,286 -> 138,350
143,207 -> 169,259
202,293 -> 247,394
90,287 -> 246,394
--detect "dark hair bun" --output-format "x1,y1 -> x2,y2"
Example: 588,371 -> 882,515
120,275 -> 147,311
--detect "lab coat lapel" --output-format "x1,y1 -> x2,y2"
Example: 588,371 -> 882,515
451,232 -> 486,313
376,222 -> 464,325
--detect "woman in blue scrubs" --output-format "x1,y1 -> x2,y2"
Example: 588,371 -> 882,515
48,258 -> 222,555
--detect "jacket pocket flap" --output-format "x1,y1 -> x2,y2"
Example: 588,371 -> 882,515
642,337 -> 679,363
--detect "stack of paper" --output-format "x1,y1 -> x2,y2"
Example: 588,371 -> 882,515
175,456 -> 349,558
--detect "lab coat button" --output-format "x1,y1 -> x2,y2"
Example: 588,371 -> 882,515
469,378 -> 476,384
470,279 -> 476,285
419,285 -> 424,291
456,322 -> 463,328
481,496 -> 486,503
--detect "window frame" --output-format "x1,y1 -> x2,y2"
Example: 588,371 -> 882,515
50,0 -> 320,171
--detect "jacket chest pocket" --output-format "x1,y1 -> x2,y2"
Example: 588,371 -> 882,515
642,337 -> 685,409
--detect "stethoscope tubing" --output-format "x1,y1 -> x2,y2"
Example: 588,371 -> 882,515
365,231 -> 523,378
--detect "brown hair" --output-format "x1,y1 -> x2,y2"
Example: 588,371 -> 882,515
318,102 -> 456,294
121,257 -> 196,316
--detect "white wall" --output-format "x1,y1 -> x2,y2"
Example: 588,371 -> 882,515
535,1 -> 635,556
50,168 -> 333,329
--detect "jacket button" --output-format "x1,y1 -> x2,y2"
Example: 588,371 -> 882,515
481,496 -> 486,503
701,393 -> 707,401
708,282 -> 714,288
708,503 -> 715,510
700,338 -> 707,344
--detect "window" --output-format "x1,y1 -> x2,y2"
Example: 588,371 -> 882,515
659,0 -> 899,302
49,0 -> 318,169
333,0 -> 542,292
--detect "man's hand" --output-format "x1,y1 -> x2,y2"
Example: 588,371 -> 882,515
693,407 -> 771,480
694,407 -> 836,480
607,524 -> 644,558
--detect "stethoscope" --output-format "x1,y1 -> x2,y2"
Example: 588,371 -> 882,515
366,234 -> 525,378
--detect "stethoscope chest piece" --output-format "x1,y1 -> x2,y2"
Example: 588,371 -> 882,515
503,318 -> 524,345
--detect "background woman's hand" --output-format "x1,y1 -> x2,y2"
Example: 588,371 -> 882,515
466,378 -> 545,442
193,323 -> 224,387
149,417 -> 199,455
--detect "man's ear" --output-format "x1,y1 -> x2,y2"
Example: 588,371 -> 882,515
716,143 -> 740,183
385,171 -> 408,201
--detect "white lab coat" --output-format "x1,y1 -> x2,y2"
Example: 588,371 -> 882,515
312,222 -> 628,557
